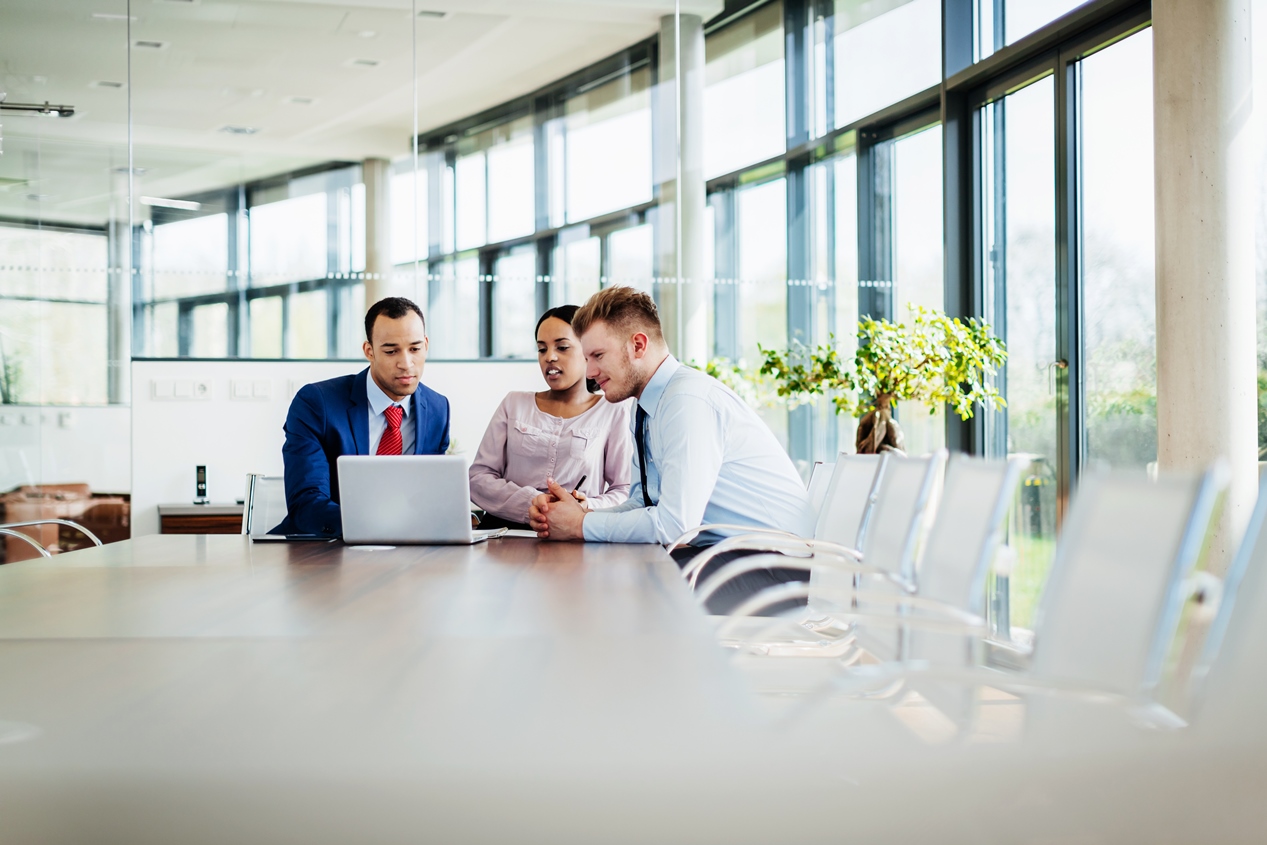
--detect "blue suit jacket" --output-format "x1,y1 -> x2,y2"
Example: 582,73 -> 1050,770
274,368 -> 451,535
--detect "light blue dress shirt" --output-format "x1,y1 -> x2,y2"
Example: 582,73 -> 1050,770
583,355 -> 814,545
366,375 -> 415,456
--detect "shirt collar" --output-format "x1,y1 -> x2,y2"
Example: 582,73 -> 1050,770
638,354 -> 680,418
366,373 -> 411,418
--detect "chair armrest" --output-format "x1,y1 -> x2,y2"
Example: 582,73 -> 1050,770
683,535 -> 867,587
666,524 -> 800,553
0,528 -> 52,558
692,548 -> 900,598
1,519 -> 103,547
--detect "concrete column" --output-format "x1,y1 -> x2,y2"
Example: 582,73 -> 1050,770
1153,0 -> 1256,570
362,157 -> 395,307
655,13 -> 708,365
107,168 -> 136,403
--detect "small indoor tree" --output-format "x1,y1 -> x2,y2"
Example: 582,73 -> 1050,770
759,305 -> 1008,454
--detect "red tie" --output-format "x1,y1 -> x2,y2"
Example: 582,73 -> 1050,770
377,405 -> 403,455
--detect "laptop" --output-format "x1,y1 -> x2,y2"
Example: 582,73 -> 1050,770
337,455 -> 507,545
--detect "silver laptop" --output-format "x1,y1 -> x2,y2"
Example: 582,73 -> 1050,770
337,455 -> 507,545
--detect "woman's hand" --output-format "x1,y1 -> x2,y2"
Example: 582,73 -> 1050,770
571,489 -> 589,510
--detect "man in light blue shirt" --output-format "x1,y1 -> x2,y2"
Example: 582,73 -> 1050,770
529,286 -> 813,613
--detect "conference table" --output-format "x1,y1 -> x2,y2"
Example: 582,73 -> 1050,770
0,535 -> 1262,843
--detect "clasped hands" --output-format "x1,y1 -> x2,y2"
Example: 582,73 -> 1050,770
528,478 -> 588,541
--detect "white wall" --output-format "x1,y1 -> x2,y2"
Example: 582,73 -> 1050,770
130,359 -> 541,537
0,405 -> 131,494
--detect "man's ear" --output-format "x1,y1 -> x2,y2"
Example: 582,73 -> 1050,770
362,340 -> 374,362
631,331 -> 650,359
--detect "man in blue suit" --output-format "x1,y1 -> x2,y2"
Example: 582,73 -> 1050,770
274,296 -> 450,536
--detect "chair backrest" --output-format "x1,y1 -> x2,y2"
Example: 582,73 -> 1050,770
242,474 -> 287,536
1188,469 -> 1267,731
915,455 -> 1027,614
813,454 -> 886,549
859,449 -> 948,585
806,461 -> 836,520
1029,466 -> 1225,699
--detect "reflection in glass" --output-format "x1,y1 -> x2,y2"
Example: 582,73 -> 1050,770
704,2 -> 785,180
1081,29 -> 1156,470
891,124 -> 945,455
834,0 -> 941,128
982,76 -> 1057,634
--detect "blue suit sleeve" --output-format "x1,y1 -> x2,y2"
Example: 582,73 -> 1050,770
281,385 -> 343,536
438,395 -> 451,454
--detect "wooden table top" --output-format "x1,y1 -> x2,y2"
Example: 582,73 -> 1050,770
0,535 -> 1263,844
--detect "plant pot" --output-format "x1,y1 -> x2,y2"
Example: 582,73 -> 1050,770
854,394 -> 906,455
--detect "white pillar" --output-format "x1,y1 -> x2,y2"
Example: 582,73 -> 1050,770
362,157 -> 395,307
655,13 -> 708,365
1153,0 -> 1256,570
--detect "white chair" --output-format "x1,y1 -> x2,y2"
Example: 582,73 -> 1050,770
770,465 -> 1229,727
806,461 -> 836,520
719,454 -> 1024,667
670,453 -> 888,587
1183,469 -> 1267,728
241,474 -> 287,536
693,450 -> 947,604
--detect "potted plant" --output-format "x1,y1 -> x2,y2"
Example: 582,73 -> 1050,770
759,305 -> 1007,454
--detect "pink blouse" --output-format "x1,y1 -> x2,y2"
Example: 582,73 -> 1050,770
469,391 -> 634,523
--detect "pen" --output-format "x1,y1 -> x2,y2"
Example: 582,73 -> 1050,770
572,474 -> 587,494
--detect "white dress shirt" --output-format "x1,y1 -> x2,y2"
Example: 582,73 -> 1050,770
366,375 -> 415,456
583,355 -> 814,545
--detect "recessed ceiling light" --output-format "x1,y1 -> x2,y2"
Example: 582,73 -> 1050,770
358,30 -> 376,38
92,12 -> 137,21
219,125 -> 259,135
416,10 -> 449,19
133,39 -> 168,50
158,0 -> 199,5
91,80 -> 126,89
284,96 -> 316,106
347,58 -> 381,68
141,196 -> 201,211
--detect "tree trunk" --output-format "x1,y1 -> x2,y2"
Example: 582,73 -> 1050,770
854,394 -> 907,455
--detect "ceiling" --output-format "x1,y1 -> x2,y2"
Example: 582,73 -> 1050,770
0,0 -> 722,227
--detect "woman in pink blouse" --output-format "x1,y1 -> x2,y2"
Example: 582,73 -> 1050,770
469,305 -> 633,530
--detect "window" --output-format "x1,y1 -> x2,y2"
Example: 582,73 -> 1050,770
608,223 -> 654,292
565,67 -> 653,222
191,302 -> 230,358
290,290 -> 329,359
890,124 -> 945,455
552,232 -> 602,308
391,167 -> 429,266
704,2 -> 786,179
249,193 -> 328,286
979,0 -> 1090,58
428,256 -> 480,359
152,213 -> 229,300
834,0 -> 941,128
1080,29 -> 1156,471
455,151 -> 487,252
493,246 -> 539,359
250,297 -> 283,359
0,226 -> 110,404
981,75 -> 1058,633
486,125 -> 535,243
735,177 -> 789,447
